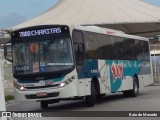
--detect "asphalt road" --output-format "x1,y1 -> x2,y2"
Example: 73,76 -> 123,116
6,86 -> 160,120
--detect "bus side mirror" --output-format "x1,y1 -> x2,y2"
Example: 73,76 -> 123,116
4,41 -> 13,62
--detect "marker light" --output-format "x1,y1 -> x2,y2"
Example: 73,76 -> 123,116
59,76 -> 76,88
71,76 -> 75,80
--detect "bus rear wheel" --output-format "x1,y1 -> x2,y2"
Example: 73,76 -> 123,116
123,77 -> 139,97
130,77 -> 139,97
40,101 -> 48,109
85,82 -> 96,107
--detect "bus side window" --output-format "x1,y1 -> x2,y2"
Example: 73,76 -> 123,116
74,43 -> 85,64
124,39 -> 135,60
78,44 -> 85,59
72,30 -> 85,66
138,41 -> 150,61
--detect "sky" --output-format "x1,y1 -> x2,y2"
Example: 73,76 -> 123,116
0,0 -> 59,29
0,0 -> 160,29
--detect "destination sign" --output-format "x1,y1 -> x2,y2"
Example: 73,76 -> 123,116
19,28 -> 61,38
11,25 -> 70,39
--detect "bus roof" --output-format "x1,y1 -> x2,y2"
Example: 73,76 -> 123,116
73,25 -> 148,41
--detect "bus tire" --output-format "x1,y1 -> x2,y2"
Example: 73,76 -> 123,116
40,101 -> 48,109
85,82 -> 96,107
130,77 -> 139,97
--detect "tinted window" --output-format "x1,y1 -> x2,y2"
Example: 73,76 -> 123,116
85,32 -> 98,59
124,39 -> 135,60
82,31 -> 149,61
72,31 -> 83,43
115,37 -> 125,60
72,30 -> 85,66
85,32 -> 122,60
137,41 -> 150,61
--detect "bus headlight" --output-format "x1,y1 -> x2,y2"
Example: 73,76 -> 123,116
14,82 -> 25,91
59,76 -> 75,88
60,82 -> 66,88
20,86 -> 25,91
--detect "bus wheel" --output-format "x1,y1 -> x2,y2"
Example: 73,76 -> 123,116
85,82 -> 96,107
130,77 -> 139,97
40,101 -> 48,109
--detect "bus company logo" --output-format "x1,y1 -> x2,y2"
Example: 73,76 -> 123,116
111,62 -> 124,81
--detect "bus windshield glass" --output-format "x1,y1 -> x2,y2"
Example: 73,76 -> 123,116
13,38 -> 74,75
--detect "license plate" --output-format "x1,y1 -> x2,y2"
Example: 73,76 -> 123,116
36,92 -> 47,97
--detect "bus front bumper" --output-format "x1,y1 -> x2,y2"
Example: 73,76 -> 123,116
14,81 -> 78,102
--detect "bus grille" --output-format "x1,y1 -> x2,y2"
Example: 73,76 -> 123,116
25,84 -> 59,89
25,92 -> 59,99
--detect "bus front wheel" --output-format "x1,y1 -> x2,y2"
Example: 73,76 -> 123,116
85,82 -> 96,107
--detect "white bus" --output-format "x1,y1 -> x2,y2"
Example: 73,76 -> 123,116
4,25 -> 153,109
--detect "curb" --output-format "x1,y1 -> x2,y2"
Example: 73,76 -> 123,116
149,84 -> 160,86
8,117 -> 13,120
5,100 -> 16,105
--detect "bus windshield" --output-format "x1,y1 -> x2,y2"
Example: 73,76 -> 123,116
13,37 -> 74,75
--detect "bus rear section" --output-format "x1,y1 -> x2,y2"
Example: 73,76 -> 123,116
72,25 -> 153,105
